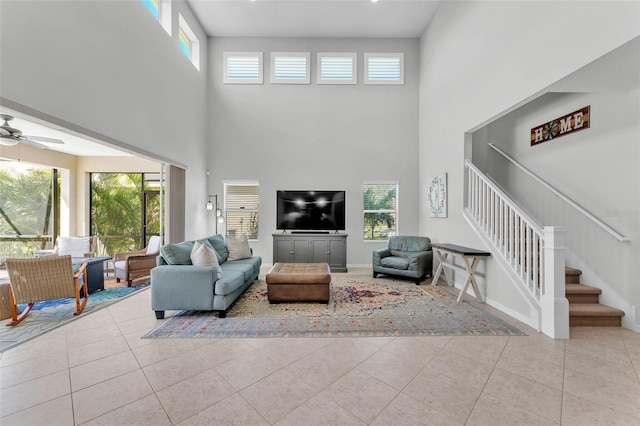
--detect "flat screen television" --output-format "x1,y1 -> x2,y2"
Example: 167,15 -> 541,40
276,190 -> 346,231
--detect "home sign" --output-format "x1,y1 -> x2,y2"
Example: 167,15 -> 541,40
530,106 -> 590,146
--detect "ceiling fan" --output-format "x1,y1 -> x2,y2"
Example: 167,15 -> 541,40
0,114 -> 65,149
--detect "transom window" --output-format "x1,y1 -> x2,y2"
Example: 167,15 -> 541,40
224,52 -> 264,84
271,52 -> 310,84
363,182 -> 398,241
317,53 -> 357,84
140,0 -> 171,35
364,53 -> 404,85
223,182 -> 260,240
178,14 -> 200,70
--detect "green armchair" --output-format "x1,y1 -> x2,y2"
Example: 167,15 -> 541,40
372,236 -> 433,284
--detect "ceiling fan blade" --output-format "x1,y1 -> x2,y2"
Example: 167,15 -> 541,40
23,135 -> 65,144
21,139 -> 49,149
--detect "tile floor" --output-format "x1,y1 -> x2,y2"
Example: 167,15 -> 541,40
1,268 -> 639,425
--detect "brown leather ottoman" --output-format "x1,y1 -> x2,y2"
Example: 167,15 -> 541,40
266,263 -> 331,303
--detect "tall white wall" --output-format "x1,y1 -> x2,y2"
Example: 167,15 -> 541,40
419,0 -> 640,327
208,38 -> 421,265
0,0 -> 209,240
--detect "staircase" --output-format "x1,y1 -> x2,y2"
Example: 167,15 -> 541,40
565,267 -> 624,326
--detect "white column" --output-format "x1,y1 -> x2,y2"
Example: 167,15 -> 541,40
541,226 -> 569,339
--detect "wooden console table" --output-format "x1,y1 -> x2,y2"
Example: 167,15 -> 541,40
431,243 -> 491,303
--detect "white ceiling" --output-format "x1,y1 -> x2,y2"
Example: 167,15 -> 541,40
187,0 -> 442,38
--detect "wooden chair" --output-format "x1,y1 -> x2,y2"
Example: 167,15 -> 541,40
5,255 -> 88,326
114,235 -> 161,286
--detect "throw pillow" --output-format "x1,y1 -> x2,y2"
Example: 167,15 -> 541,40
226,235 -> 252,261
160,241 -> 194,265
57,237 -> 91,257
206,234 -> 229,263
190,241 -> 222,279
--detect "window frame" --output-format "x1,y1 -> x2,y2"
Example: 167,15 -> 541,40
223,181 -> 260,241
364,53 -> 404,85
141,0 -> 171,35
362,182 -> 399,242
317,52 -> 357,85
223,52 -> 264,85
178,13 -> 200,70
271,52 -> 310,85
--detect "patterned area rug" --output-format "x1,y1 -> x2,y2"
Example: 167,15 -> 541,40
0,283 -> 149,352
143,274 -> 524,339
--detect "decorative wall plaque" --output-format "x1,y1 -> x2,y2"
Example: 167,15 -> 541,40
531,106 -> 590,146
428,173 -> 447,218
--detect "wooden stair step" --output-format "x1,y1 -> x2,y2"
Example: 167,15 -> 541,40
565,267 -> 582,284
565,283 -> 601,304
569,303 -> 625,327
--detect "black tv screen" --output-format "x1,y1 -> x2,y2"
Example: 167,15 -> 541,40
277,190 -> 346,231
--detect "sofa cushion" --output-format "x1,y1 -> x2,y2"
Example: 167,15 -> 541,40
213,270 -> 246,296
160,241 -> 194,265
228,256 -> 262,276
206,234 -> 229,263
381,256 -> 410,270
57,236 -> 90,257
226,235 -> 252,261
221,262 -> 254,282
191,241 -> 222,279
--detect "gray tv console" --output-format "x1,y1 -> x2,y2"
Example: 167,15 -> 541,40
272,232 -> 348,272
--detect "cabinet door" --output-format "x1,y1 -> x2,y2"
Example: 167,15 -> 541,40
310,238 -> 329,263
274,238 -> 293,263
292,239 -> 310,263
327,238 -> 346,270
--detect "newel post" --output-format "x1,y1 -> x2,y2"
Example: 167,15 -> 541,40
541,226 -> 569,339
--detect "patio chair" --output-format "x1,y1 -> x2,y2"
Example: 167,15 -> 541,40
5,255 -> 88,326
114,235 -> 161,286
51,236 -> 98,257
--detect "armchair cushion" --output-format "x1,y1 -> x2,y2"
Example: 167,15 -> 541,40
373,235 -> 433,283
381,256 -> 410,270
57,237 -> 91,257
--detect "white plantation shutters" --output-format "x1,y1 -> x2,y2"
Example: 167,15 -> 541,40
365,53 -> 404,85
317,53 -> 357,84
224,52 -> 263,84
271,53 -> 310,84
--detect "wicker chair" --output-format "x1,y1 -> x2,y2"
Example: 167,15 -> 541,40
114,235 -> 161,286
5,255 -> 88,326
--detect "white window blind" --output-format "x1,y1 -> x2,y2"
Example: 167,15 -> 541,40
365,53 -> 404,85
224,52 -> 263,84
271,52 -> 310,84
224,182 -> 260,239
317,53 -> 357,84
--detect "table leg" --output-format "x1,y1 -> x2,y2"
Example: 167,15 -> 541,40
431,250 -> 451,286
456,257 -> 485,303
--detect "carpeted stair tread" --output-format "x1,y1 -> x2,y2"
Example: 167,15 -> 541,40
565,267 -> 582,284
565,283 -> 601,295
569,303 -> 625,317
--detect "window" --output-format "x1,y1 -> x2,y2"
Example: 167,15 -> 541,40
224,52 -> 263,84
271,52 -> 310,84
317,53 -> 357,84
223,182 -> 259,240
365,53 -> 404,85
363,182 -> 398,241
178,14 -> 200,70
141,0 -> 171,35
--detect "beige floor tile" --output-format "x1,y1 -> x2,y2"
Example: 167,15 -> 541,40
71,369 -> 154,424
565,349 -> 638,386
286,347 -> 358,392
67,335 -> 130,367
320,369 -> 400,423
563,368 -> 640,419
81,394 -> 172,426
496,345 -> 564,390
177,393 -> 269,426
504,334 -> 566,367
426,349 -> 495,390
356,347 -> 425,390
115,312 -> 160,335
132,338 -> 196,367
370,392 -> 462,426
70,350 -> 140,391
155,369 -> 235,424
275,394 -> 366,426
0,349 -> 69,389
0,369 -> 71,417
561,392 -> 640,426
0,336 -> 68,367
143,349 -> 211,391
239,366 -> 317,424
566,337 -> 631,365
195,338 -> 256,367
483,368 -> 562,423
0,394 -> 74,426
215,349 -> 285,390
381,336 -> 445,365
258,336 -> 333,366
443,335 -> 509,365
466,394 -> 558,425
402,371 -> 481,423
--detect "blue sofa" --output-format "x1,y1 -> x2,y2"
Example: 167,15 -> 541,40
150,234 -> 261,319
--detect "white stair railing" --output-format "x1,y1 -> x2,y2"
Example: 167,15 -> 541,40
464,160 -> 569,338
